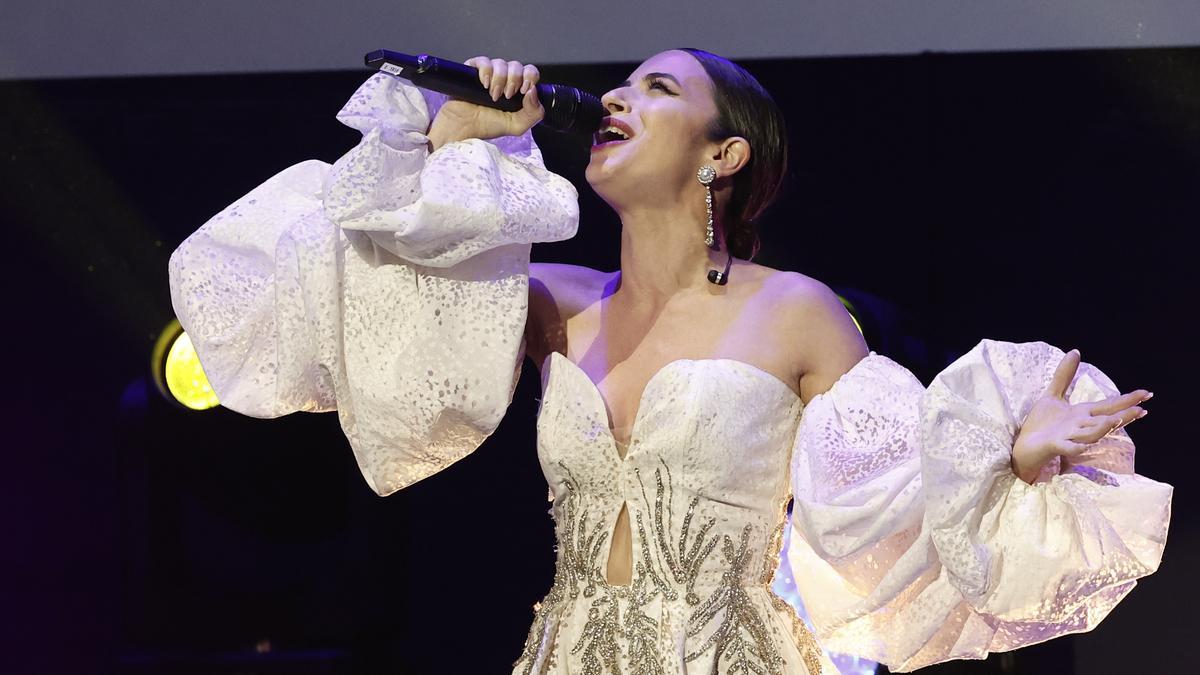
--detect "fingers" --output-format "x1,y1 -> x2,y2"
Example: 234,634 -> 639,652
488,58 -> 508,99
465,56 -> 492,89
1047,349 -> 1081,400
463,57 -> 512,99
1076,386 -> 1154,444
1071,406 -> 1148,443
487,58 -> 509,99
504,61 -> 525,99
1054,438 -> 1092,457
519,65 -> 542,115
464,57 -> 540,105
487,58 -> 520,101
519,63 -> 540,95
1087,388 -> 1153,416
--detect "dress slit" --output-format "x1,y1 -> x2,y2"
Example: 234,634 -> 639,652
605,437 -> 634,586
605,501 -> 634,586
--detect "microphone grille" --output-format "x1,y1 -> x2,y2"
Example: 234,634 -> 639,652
540,84 -> 605,136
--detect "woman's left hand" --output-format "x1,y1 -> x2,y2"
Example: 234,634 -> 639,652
1011,349 -> 1153,484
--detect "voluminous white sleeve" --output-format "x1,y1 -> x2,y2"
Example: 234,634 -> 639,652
168,73 -> 579,496
787,339 -> 1172,672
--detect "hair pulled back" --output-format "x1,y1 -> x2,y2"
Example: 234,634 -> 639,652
678,48 -> 788,261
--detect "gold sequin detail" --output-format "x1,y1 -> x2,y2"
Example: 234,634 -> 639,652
516,458 -> 826,674
761,495 -> 824,675
516,463 -> 670,675
570,570 -> 667,675
635,461 -> 720,606
683,525 -> 788,673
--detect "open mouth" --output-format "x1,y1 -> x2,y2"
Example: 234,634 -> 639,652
592,117 -> 635,148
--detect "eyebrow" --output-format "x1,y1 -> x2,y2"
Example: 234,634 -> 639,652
618,72 -> 682,89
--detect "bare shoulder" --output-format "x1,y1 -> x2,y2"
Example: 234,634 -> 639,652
529,262 -> 612,315
526,262 -> 612,368
757,268 -> 870,404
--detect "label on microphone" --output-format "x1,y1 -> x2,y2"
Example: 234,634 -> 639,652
378,62 -> 405,77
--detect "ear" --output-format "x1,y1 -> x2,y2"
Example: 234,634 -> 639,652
709,136 -> 751,179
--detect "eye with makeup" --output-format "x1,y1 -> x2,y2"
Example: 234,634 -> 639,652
648,78 -> 674,94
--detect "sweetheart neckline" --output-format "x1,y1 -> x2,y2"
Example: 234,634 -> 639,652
542,351 -> 803,455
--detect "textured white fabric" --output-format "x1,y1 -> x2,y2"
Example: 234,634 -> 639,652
522,352 -> 835,674
787,341 -> 1172,671
169,75 -> 1172,673
168,73 -> 578,496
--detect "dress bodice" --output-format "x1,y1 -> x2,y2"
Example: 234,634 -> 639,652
538,352 -> 804,584
518,352 -> 830,674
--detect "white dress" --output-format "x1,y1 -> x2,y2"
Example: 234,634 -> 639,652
168,74 -> 1173,674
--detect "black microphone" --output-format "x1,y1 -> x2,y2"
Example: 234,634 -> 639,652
707,252 -> 733,286
364,50 -> 605,136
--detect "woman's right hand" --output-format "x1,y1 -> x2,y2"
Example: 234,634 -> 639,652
426,57 -> 544,151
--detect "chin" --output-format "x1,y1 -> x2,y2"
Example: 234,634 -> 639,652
584,159 -> 609,190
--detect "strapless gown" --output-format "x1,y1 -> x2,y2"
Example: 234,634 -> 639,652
520,352 -> 829,674
168,73 -> 1173,673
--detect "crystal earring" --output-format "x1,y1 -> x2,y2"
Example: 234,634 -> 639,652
697,165 -> 718,249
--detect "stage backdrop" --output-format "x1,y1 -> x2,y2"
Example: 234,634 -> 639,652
2,1 -> 1200,79
2,43 -> 1196,674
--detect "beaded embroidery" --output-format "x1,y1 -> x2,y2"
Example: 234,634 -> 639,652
761,498 -> 825,675
634,461 -> 720,606
684,525 -> 786,672
514,460 -> 823,674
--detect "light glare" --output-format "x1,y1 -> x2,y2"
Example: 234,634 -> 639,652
165,331 -> 219,410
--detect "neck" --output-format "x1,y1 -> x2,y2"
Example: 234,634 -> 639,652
613,202 -> 729,306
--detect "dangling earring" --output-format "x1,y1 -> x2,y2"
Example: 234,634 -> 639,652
696,164 -> 733,286
697,165 -> 718,249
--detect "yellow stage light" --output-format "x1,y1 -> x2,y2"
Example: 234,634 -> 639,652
836,295 -> 866,337
152,319 -> 219,410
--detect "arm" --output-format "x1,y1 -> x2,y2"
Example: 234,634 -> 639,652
786,279 -> 870,406
168,67 -> 577,496
786,339 -> 1172,671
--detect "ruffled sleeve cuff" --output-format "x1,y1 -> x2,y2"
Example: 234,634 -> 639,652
787,339 -> 1172,671
169,73 -> 579,498
920,339 -> 1172,625
322,72 -> 578,267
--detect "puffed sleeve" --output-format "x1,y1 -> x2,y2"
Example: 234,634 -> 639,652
786,339 -> 1172,672
168,73 -> 579,496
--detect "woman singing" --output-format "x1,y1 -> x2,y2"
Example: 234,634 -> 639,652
169,48 -> 1172,673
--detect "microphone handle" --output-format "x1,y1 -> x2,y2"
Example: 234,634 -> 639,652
364,50 -> 603,135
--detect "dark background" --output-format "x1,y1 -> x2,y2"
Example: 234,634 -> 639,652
1,46 -> 1196,674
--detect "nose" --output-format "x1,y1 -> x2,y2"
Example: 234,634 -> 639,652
601,86 -> 628,114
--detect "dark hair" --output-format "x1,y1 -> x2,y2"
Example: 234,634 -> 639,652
678,48 -> 788,261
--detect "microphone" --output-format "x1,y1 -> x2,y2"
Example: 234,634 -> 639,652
364,50 -> 605,136
707,252 -> 733,286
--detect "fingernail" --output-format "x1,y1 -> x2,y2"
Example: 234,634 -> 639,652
1137,409 -> 1149,418
521,81 -> 530,94
1144,391 -> 1154,401
483,74 -> 491,88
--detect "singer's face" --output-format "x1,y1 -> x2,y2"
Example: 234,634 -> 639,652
586,50 -> 720,205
